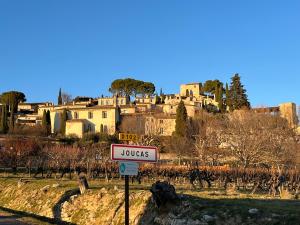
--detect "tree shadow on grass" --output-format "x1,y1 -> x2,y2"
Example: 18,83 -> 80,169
0,206 -> 76,225
52,189 -> 80,224
137,193 -> 300,225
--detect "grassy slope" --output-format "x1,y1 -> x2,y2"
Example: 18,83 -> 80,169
0,176 -> 299,225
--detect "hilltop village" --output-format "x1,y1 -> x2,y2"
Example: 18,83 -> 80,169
2,77 -> 299,139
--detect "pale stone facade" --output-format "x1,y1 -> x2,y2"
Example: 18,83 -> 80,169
145,114 -> 176,136
98,95 -> 130,107
180,83 -> 202,97
38,104 -> 119,137
163,93 -> 218,117
279,102 -> 299,128
66,120 -> 85,137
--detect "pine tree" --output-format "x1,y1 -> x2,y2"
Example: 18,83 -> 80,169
60,109 -> 68,135
42,110 -> 47,134
175,101 -> 188,137
58,88 -> 62,105
46,110 -> 51,135
228,74 -> 250,111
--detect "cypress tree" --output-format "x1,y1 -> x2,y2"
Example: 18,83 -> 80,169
9,112 -> 14,132
46,110 -> 51,135
225,83 -> 230,108
60,109 -> 68,135
217,85 -> 224,112
175,101 -> 188,137
42,110 -> 47,134
228,74 -> 250,111
0,105 -> 8,133
58,88 -> 62,105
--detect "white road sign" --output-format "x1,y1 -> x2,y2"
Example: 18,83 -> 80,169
119,161 -> 139,176
111,144 -> 158,163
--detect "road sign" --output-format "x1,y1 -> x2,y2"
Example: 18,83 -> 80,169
111,144 -> 158,163
119,161 -> 139,176
111,144 -> 158,225
118,133 -> 139,142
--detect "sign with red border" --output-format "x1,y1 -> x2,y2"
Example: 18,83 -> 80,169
111,144 -> 158,163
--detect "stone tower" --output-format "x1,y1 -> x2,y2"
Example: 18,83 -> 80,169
279,102 -> 299,128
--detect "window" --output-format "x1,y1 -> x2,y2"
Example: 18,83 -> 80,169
74,112 -> 78,119
88,112 -> 93,119
87,124 -> 92,132
160,119 -> 164,124
103,125 -> 108,133
102,111 -> 107,118
106,100 -> 109,105
159,127 -> 164,134
120,99 -> 124,105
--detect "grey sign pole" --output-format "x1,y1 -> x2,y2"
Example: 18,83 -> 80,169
125,175 -> 129,225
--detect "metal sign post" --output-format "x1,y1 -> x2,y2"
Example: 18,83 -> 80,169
125,175 -> 129,225
111,143 -> 158,225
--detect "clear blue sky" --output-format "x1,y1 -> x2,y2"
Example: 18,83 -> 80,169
0,0 -> 299,107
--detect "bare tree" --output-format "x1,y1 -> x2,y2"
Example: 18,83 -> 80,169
119,115 -> 145,135
61,91 -> 72,104
217,110 -> 298,168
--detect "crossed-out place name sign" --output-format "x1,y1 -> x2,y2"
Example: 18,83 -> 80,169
111,144 -> 158,163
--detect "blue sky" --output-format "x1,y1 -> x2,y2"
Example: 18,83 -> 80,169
0,0 -> 299,107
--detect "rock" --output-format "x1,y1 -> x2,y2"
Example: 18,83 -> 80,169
78,175 -> 89,194
17,179 -> 29,188
150,181 -> 178,208
52,183 -> 60,188
203,215 -> 214,222
40,185 -> 51,193
100,187 -> 107,194
248,208 -> 259,214
154,217 -> 163,224
70,195 -> 78,202
168,212 -> 177,219
182,201 -> 190,207
172,218 -> 187,225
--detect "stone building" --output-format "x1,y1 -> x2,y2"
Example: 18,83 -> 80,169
279,102 -> 299,128
38,104 -> 120,137
145,114 -> 176,136
180,83 -> 202,97
253,102 -> 299,129
97,95 -> 130,107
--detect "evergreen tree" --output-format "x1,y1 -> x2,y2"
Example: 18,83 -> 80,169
9,112 -> 14,132
228,74 -> 250,111
175,101 -> 188,137
58,88 -> 62,105
225,83 -> 230,109
46,110 -> 51,134
42,110 -> 47,134
60,109 -> 68,135
0,105 -> 8,133
215,85 -> 224,112
199,82 -> 204,95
